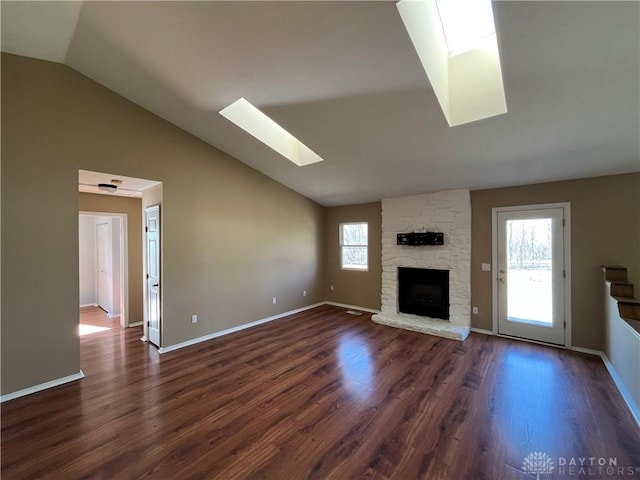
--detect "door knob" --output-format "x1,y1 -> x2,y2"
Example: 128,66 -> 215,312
499,277 -> 505,283
153,283 -> 159,287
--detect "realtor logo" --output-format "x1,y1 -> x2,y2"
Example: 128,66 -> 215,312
522,451 -> 555,479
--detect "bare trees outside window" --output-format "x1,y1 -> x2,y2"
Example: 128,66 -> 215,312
506,218 -> 552,270
340,223 -> 368,270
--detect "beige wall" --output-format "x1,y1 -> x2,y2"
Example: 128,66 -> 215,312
79,193 -> 143,325
471,173 -> 640,350
1,53 -> 324,395
3,51 -> 638,396
324,202 -> 382,310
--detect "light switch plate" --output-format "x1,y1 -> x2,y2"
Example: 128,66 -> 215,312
481,263 -> 491,271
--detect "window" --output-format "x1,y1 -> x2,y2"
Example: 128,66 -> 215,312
340,222 -> 368,271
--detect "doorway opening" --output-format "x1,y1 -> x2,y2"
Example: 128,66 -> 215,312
78,169 -> 163,348
79,212 -> 128,333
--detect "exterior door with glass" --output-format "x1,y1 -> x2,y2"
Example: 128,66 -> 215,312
495,206 -> 568,345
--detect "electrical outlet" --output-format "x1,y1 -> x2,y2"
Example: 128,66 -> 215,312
330,285 -> 334,291
303,290 -> 307,297
481,263 -> 491,272
272,297 -> 277,305
472,307 -> 478,315
191,314 -> 198,324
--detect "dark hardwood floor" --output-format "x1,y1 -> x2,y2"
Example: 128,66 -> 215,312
2,305 -> 639,479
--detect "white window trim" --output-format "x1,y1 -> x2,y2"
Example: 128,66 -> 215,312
340,222 -> 369,272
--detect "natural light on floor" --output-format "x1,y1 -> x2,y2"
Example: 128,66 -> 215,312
79,324 -> 111,336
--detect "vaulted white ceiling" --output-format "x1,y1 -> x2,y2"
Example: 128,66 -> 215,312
2,1 -> 638,206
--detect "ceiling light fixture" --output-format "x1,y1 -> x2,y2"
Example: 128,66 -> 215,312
397,0 -> 507,126
219,98 -> 324,167
98,183 -> 118,193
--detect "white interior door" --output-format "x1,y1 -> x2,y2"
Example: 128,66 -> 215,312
145,205 -> 161,346
496,206 -> 568,345
96,222 -> 112,313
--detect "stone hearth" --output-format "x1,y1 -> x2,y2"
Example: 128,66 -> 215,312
372,189 -> 471,341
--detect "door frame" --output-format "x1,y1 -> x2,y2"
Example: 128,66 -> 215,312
79,211 -> 129,328
491,202 -> 572,347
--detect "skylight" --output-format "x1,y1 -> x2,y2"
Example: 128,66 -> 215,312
435,0 -> 496,56
397,0 -> 507,126
219,98 -> 323,167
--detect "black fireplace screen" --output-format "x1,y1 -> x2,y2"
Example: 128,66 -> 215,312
398,267 -> 449,320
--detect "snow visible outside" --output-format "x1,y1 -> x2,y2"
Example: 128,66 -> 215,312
507,268 -> 552,324
506,218 -> 553,325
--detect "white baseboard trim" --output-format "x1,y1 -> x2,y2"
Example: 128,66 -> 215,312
470,339 -> 640,427
128,322 -> 143,327
1,370 -> 85,403
107,312 -> 119,319
470,327 -> 494,335
458,335 -> 639,427
570,346 -> 601,356
465,334 -> 638,426
79,303 -> 97,308
600,353 -> 640,427
141,335 -> 148,342
571,346 -> 640,427
158,303 -> 325,354
323,301 -> 380,314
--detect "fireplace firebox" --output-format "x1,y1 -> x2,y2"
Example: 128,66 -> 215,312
398,267 -> 449,320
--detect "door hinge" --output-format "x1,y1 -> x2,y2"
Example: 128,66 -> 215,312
146,273 -> 149,279
145,226 -> 148,233
562,219 -> 566,227
147,320 -> 150,327
563,269 -> 566,278
564,321 -> 566,329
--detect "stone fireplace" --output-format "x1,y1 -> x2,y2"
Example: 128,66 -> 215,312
372,190 -> 471,341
